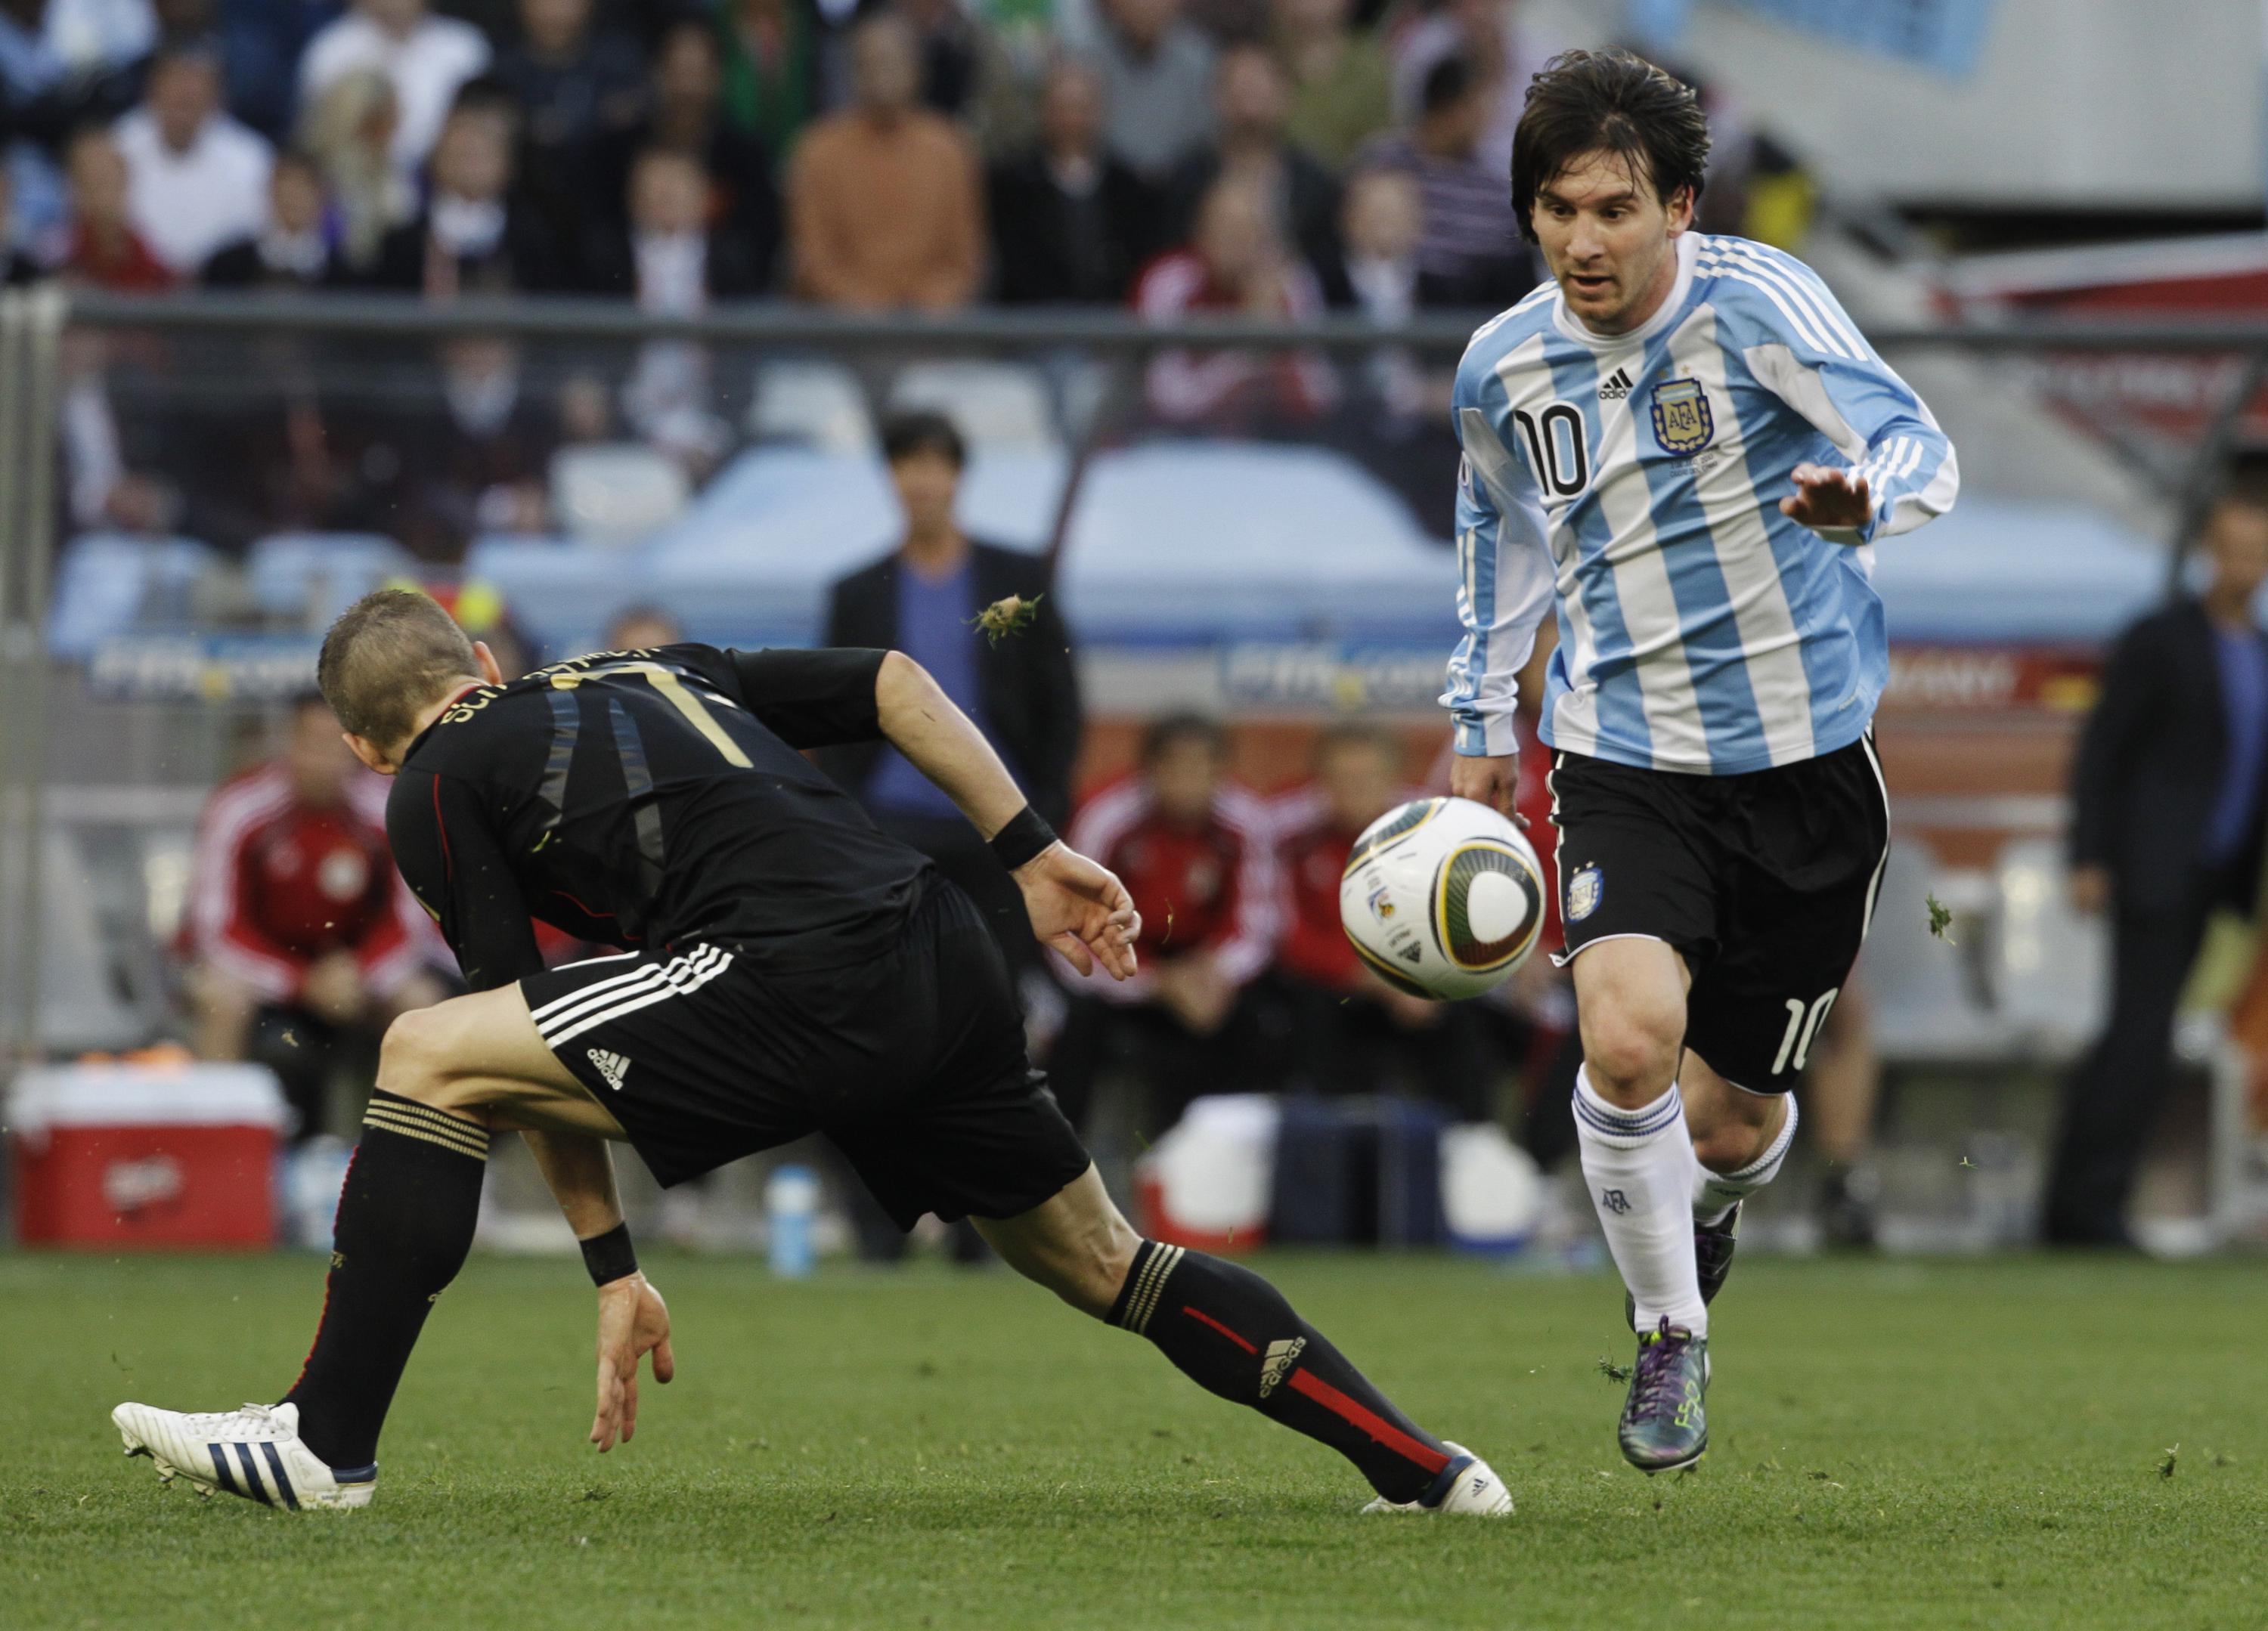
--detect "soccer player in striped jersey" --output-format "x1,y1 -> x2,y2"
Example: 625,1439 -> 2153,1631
1442,51 -> 1957,1472
112,590 -> 1508,1518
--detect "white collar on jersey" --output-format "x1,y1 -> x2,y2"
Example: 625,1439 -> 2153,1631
1551,231 -> 1702,351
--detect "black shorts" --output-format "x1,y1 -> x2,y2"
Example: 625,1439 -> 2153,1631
1547,733 -> 1892,1093
519,877 -> 1091,1228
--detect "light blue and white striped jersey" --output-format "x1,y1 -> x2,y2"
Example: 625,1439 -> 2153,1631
1442,231 -> 1958,775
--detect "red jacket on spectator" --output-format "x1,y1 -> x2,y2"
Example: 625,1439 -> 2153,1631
1063,772 -> 1280,1004
1269,781 -> 1427,994
186,762 -> 431,1004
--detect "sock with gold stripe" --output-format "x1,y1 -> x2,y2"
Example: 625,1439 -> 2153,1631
282,1091 -> 488,1469
1107,1240 -> 1453,1503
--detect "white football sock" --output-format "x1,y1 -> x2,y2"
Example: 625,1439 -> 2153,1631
1693,1094 -> 1799,1227
1573,1067 -> 1706,1335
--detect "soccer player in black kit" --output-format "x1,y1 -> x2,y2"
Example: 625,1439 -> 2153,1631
111,590 -> 1509,1517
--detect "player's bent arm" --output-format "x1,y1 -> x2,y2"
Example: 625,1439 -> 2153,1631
1734,265 -> 1958,545
519,1128 -> 627,1246
874,649 -> 1030,839
874,652 -> 1141,980
518,1124 -> 676,1453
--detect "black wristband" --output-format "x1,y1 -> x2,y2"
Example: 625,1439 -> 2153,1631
580,1222 -> 638,1286
988,806 -> 1058,871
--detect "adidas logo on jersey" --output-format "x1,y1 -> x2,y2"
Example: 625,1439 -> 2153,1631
1598,367 -> 1634,401
587,1048 -> 632,1091
1259,1336 -> 1306,1398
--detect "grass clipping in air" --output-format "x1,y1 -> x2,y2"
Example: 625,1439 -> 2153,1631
971,593 -> 1043,647
1926,892 -> 1956,945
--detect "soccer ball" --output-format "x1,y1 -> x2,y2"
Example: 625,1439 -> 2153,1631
1338,797 -> 1546,1001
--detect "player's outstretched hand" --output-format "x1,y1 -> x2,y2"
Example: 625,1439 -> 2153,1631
591,1272 -> 674,1453
1015,842 -> 1142,980
1780,463 -> 1873,532
1449,749 -> 1524,825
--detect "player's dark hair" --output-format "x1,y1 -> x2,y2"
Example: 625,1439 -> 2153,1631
318,589 -> 482,751
1142,712 -> 1227,765
1510,48 -> 1709,245
881,410 -> 967,470
1420,54 -> 1476,119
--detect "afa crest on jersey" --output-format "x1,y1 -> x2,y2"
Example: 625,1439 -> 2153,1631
1650,379 -> 1714,455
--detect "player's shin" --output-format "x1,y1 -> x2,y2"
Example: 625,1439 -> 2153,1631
1694,1094 -> 1798,1226
1573,1068 -> 1708,1333
280,1090 -> 489,1469
1107,1240 -> 1454,1504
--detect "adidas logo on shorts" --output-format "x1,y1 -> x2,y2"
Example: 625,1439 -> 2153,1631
587,1048 -> 632,1091
1598,366 -> 1634,401
1259,1336 -> 1306,1398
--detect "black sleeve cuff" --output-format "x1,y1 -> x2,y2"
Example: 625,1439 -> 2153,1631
988,806 -> 1058,871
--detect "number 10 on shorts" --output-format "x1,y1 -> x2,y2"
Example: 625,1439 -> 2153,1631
1771,988 -> 1840,1076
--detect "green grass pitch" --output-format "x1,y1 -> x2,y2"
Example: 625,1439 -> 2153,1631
5,1249 -> 2262,1629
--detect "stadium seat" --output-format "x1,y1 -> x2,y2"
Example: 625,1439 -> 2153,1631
549,444 -> 691,547
46,534 -> 223,660
246,533 -> 416,627
746,359 -> 875,452
1864,837 -> 2020,1064
1056,441 -> 1455,643
888,360 -> 1061,450
1993,835 -> 2108,1059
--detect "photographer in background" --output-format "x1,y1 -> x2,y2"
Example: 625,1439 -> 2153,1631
2051,474 -> 2268,1248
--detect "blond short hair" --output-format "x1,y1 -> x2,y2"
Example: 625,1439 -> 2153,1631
317,588 -> 481,751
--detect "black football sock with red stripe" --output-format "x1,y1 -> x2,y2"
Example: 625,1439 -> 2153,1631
281,1092 -> 488,1470
1108,1241 -> 1452,1504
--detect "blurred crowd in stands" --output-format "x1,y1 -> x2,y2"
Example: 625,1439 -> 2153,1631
3,0 -> 1812,554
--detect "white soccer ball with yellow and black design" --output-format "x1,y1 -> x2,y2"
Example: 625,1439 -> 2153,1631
1337,796 -> 1545,1001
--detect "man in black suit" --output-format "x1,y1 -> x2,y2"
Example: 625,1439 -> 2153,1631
822,410 -> 1083,977
2051,479 -> 2268,1246
821,410 -> 1082,1262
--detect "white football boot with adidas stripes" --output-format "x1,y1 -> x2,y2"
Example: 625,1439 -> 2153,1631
111,1400 -> 375,1509
1361,1441 -> 1513,1516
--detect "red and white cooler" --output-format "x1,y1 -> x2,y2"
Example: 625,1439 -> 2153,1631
8,1061 -> 288,1249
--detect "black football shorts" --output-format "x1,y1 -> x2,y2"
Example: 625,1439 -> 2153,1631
1546,732 -> 1892,1094
519,877 -> 1092,1227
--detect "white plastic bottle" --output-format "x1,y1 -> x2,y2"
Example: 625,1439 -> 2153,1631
764,1163 -> 820,1278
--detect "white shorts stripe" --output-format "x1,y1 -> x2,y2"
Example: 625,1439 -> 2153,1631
534,967 -> 674,1038
544,949 -> 736,1048
533,946 -> 724,1038
1857,733 -> 1892,942
528,955 -> 660,1023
